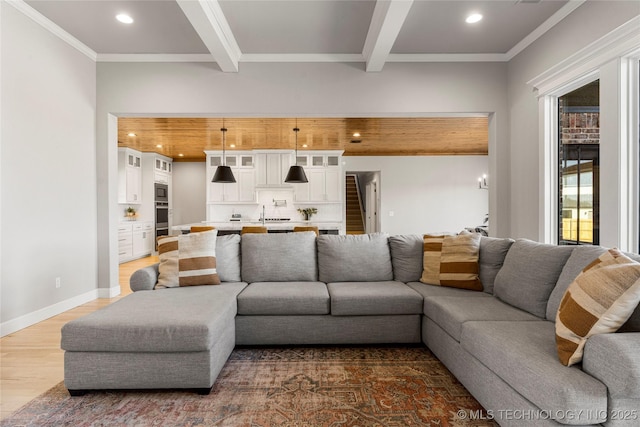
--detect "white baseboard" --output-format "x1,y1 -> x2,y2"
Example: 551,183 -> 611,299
98,286 -> 121,299
0,289 -> 99,337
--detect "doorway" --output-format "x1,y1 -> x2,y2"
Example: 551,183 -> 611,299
345,172 -> 380,234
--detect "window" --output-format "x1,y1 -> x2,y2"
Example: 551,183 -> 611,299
558,81 -> 600,245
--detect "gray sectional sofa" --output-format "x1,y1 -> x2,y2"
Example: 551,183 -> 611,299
61,232 -> 640,426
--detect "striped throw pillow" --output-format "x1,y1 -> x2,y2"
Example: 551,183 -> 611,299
555,248 -> 640,366
156,230 -> 220,288
420,232 -> 483,291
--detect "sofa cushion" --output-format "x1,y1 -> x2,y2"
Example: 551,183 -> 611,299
546,245 -> 607,321
423,296 -> 539,342
478,236 -> 515,294
237,281 -> 330,315
494,239 -> 574,318
156,230 -> 220,288
461,321 -> 607,423
241,232 -> 317,282
389,234 -> 423,283
216,233 -> 241,282
421,232 -> 482,291
61,284 -> 247,352
556,249 -> 640,366
327,281 -> 423,316
318,233 -> 393,282
407,281 -> 492,303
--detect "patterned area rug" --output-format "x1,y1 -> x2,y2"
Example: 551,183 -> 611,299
2,346 -> 497,427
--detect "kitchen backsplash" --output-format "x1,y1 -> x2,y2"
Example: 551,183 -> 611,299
207,189 -> 342,222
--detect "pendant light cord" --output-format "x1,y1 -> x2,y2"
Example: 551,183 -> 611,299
293,119 -> 299,166
221,119 -> 227,166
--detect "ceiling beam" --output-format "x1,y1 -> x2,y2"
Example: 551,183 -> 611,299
176,0 -> 241,72
362,0 -> 414,72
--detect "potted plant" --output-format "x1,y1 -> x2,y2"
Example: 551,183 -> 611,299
297,207 -> 317,221
125,206 -> 137,220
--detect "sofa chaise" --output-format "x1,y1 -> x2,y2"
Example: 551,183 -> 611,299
61,232 -> 640,426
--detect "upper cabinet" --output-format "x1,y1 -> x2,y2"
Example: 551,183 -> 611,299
292,150 -> 343,203
255,151 -> 292,187
205,151 -> 256,203
118,148 -> 142,204
153,154 -> 172,184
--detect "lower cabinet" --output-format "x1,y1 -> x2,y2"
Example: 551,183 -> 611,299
119,222 -> 154,263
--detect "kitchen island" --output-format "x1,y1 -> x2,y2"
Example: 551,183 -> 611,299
172,220 -> 342,235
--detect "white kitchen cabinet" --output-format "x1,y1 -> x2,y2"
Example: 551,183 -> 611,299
208,167 -> 255,203
120,222 -> 154,263
118,148 -> 142,204
133,222 -> 154,258
118,223 -> 133,263
293,151 -> 342,203
255,152 -> 292,186
154,155 -> 172,184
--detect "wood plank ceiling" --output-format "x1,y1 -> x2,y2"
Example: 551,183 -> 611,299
117,117 -> 488,161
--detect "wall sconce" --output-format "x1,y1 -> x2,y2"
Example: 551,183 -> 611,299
478,174 -> 488,190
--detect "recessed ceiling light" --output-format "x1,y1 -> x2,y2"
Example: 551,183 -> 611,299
116,14 -> 134,24
302,144 -> 308,148
353,132 -> 361,138
127,132 -> 136,137
466,13 -> 483,24
230,144 -> 236,148
156,144 -> 162,148
178,153 -> 184,157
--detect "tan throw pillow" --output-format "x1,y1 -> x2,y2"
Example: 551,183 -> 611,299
156,230 -> 220,288
420,232 -> 483,291
555,248 -> 640,366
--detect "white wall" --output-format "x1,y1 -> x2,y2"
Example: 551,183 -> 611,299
1,3 -> 97,331
171,162 -> 206,227
344,156 -> 488,235
96,61 -> 509,290
507,1 -> 640,241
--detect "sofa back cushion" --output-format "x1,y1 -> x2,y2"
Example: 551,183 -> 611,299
318,233 -> 393,282
547,245 -> 640,332
494,239 -> 574,318
479,237 -> 515,294
389,234 -> 423,283
241,232 -> 317,282
216,234 -> 242,282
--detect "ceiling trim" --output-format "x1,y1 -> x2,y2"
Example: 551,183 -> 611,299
240,53 -> 365,63
97,54 -> 215,62
363,0 -> 414,72
505,0 -> 586,60
6,0 -> 97,61
387,53 -> 508,63
176,0 -> 241,72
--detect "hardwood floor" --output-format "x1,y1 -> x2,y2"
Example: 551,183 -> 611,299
0,256 -> 159,420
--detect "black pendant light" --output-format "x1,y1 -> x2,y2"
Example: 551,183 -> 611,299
212,120 -> 236,183
284,121 -> 308,183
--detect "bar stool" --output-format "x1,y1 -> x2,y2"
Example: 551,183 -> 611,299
190,226 -> 215,233
241,226 -> 268,235
293,226 -> 319,236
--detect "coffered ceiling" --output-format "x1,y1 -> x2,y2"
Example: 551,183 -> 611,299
21,1 -> 585,160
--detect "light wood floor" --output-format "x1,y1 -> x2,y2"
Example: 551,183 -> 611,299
0,256 -> 159,420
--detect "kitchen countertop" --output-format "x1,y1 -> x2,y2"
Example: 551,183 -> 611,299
172,220 -> 342,232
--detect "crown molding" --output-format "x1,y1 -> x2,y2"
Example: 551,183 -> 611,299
97,54 -> 215,63
6,0 -> 97,61
240,53 -> 365,63
506,0 -> 586,61
528,15 -> 640,95
387,53 -> 508,63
